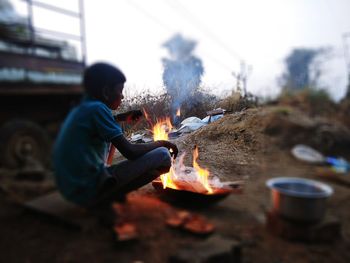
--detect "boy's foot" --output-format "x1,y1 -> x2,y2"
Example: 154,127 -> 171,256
115,193 -> 127,203
90,205 -> 117,227
113,222 -> 138,242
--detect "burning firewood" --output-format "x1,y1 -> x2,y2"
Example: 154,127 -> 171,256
113,222 -> 138,242
166,210 -> 215,236
166,210 -> 191,227
183,214 -> 215,235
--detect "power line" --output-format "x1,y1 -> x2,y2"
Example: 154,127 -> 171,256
164,0 -> 244,63
198,50 -> 233,73
124,0 -> 176,32
164,0 -> 252,90
123,0 -> 235,74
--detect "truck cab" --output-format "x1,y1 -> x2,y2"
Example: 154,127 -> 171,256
0,0 -> 85,169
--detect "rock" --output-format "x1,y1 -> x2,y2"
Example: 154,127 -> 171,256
169,235 -> 242,263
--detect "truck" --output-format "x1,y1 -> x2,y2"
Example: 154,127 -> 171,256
0,0 -> 86,169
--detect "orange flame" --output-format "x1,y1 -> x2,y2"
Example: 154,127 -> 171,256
160,165 -> 178,189
152,118 -> 214,194
153,118 -> 173,141
193,146 -> 213,194
153,118 -> 177,189
176,108 -> 181,117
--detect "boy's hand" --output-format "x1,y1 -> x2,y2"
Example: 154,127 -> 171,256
128,110 -> 143,121
159,140 -> 178,159
116,110 -> 143,123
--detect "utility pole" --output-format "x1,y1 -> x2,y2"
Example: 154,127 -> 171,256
232,60 -> 252,97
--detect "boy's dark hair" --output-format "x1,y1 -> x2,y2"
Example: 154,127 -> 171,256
83,62 -> 126,98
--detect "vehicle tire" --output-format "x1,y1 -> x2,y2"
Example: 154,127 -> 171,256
0,120 -> 51,169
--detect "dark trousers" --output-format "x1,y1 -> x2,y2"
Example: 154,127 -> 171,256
89,147 -> 171,209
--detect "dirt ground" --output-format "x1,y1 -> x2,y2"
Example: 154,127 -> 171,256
0,105 -> 350,263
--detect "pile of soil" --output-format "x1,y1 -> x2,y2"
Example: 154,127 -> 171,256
176,105 -> 350,173
338,98 -> 350,129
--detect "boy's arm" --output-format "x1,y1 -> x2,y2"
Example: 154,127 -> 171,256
111,135 -> 178,160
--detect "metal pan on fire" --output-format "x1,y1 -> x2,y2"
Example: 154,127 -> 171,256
152,179 -> 242,207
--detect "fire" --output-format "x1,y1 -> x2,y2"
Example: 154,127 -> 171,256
160,166 -> 178,189
152,117 -> 178,189
176,108 -> 181,117
193,146 -> 213,194
153,118 -> 173,141
152,118 -> 214,194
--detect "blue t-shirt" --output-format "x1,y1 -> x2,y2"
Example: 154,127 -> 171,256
53,96 -> 123,206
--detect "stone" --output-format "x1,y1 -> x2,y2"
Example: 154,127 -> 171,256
169,235 -> 242,263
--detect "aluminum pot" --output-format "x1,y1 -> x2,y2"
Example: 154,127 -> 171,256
266,177 -> 333,223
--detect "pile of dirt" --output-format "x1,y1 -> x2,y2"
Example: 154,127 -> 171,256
338,98 -> 350,129
177,106 -> 350,164
275,89 -> 339,117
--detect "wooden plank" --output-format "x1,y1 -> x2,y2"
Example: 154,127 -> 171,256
23,191 -> 96,231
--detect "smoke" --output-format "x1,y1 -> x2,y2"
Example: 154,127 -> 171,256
162,34 -> 204,120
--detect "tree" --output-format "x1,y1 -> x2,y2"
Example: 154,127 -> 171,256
279,48 -> 329,91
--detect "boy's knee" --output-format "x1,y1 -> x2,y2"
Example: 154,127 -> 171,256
157,147 -> 172,167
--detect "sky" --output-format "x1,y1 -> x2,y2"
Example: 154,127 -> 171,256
10,0 -> 350,101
